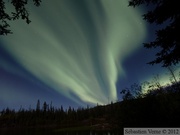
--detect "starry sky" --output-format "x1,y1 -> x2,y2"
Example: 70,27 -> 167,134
0,0 -> 177,110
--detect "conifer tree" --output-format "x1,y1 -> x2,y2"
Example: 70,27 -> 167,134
129,0 -> 180,67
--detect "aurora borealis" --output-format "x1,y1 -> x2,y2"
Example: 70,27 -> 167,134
0,0 -> 153,109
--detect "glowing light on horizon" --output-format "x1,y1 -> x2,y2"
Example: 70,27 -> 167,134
1,0 -> 146,105
142,67 -> 180,94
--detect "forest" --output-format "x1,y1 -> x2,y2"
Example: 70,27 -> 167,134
0,74 -> 180,133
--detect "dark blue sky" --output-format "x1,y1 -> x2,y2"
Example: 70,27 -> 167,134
0,0 -> 174,110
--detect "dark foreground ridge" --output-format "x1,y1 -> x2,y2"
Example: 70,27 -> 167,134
0,82 -> 180,132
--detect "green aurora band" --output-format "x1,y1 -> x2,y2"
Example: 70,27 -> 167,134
1,0 -> 146,105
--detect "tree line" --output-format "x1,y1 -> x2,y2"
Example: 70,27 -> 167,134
0,99 -> 119,130
1,75 -> 180,130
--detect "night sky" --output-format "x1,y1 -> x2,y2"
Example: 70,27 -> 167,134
0,0 -> 177,110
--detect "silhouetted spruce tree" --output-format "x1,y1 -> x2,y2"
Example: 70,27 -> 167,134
50,101 -> 53,112
0,0 -> 41,35
42,101 -> 48,112
36,99 -> 40,112
129,0 -> 180,67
